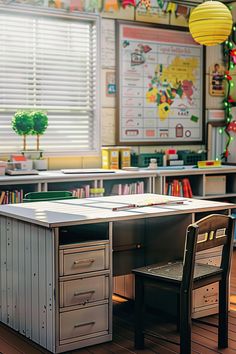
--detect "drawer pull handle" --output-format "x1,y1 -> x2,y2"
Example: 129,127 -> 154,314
74,290 -> 95,297
203,292 -> 217,299
74,258 -> 95,265
74,320 -> 95,328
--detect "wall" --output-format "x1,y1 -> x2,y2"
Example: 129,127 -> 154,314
49,3 -> 234,169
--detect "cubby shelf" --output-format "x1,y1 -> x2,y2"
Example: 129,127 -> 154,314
1,166 -> 236,205
0,170 -> 156,204
155,165 -> 236,203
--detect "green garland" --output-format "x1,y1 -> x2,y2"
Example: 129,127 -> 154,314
222,10 -> 236,161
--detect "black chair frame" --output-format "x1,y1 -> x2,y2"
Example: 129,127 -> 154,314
133,214 -> 235,354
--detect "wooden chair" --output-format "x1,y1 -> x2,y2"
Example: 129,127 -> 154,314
132,214 -> 235,354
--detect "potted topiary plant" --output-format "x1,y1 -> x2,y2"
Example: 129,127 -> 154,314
30,111 -> 48,151
11,110 -> 33,151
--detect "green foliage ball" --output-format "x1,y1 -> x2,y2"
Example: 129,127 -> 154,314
11,111 -> 33,136
31,111 -> 48,135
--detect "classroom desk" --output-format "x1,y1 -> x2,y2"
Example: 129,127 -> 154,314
0,194 -> 234,353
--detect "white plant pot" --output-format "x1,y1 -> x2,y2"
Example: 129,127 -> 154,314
33,159 -> 48,171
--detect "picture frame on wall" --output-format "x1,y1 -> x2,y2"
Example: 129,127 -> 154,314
208,63 -> 225,97
116,21 -> 205,145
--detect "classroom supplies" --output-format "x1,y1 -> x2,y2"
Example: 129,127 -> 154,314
205,175 -> 226,195
197,160 -> 221,168
148,158 -> 158,169
119,147 -> 131,169
102,147 -> 119,169
112,199 -> 185,211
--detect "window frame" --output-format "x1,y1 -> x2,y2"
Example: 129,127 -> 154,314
0,4 -> 101,157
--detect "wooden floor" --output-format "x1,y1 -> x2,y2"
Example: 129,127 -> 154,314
1,252 -> 236,354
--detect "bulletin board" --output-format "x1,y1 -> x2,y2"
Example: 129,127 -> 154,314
116,22 -> 205,145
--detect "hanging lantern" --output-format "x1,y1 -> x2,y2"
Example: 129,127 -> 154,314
189,1 -> 233,46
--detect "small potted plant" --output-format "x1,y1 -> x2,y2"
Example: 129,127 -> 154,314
30,111 -> 48,151
11,110 -> 33,151
33,151 -> 48,171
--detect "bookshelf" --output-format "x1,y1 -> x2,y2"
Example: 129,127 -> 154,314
1,166 -> 236,205
155,165 -> 236,203
0,170 -> 156,204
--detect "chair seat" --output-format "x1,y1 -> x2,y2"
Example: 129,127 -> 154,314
133,261 -> 222,283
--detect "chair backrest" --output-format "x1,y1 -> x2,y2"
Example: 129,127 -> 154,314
182,214 -> 235,293
23,190 -> 75,202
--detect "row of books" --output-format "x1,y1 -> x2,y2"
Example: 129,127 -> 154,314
0,189 -> 24,204
165,178 -> 193,198
111,181 -> 144,195
71,185 -> 90,198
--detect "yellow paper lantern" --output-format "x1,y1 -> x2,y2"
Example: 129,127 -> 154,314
189,1 -> 233,46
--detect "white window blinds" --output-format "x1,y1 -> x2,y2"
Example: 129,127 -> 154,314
0,7 -> 100,155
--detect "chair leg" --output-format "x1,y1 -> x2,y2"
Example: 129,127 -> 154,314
218,279 -> 228,348
134,275 -> 145,349
180,291 -> 192,354
177,294 -> 180,331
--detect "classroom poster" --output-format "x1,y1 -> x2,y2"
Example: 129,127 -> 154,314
117,22 -> 204,144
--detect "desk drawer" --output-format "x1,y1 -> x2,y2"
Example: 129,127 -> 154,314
60,304 -> 108,341
193,282 -> 218,309
193,256 -> 220,310
60,244 -> 109,276
60,275 -> 109,307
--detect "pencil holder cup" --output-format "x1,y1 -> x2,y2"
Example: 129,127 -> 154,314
148,158 -> 158,169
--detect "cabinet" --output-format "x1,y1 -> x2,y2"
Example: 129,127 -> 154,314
0,170 -> 156,204
0,215 -> 112,353
1,166 -> 236,204
59,240 -> 111,349
0,175 -> 42,203
155,166 -> 236,203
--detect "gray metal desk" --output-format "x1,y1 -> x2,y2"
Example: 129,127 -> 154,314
0,194 -> 234,353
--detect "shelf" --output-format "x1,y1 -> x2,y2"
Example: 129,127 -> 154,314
0,167 -> 236,205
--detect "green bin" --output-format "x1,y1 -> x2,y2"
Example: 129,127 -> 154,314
23,191 -> 76,202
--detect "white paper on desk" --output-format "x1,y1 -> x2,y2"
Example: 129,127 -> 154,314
101,108 -> 116,145
101,19 -> 116,68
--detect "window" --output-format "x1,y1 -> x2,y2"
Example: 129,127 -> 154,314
0,6 -> 100,155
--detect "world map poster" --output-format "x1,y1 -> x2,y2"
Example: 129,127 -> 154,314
117,22 -> 204,144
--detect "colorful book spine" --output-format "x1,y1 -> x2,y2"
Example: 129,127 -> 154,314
166,178 -> 192,198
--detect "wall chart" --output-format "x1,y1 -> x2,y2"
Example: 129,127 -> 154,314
117,22 -> 204,145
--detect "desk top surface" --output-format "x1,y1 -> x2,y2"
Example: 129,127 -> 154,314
0,194 -> 234,228
1,165 -> 236,184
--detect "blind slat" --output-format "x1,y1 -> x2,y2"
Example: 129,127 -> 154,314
0,9 -> 99,154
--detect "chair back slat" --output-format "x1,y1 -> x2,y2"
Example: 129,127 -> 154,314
196,236 -> 227,252
181,214 -> 235,294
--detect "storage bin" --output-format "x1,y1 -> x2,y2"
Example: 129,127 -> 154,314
177,151 -> 206,165
102,147 -> 119,170
205,175 -> 226,195
119,147 -> 131,169
23,190 -> 76,202
131,153 -> 163,167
